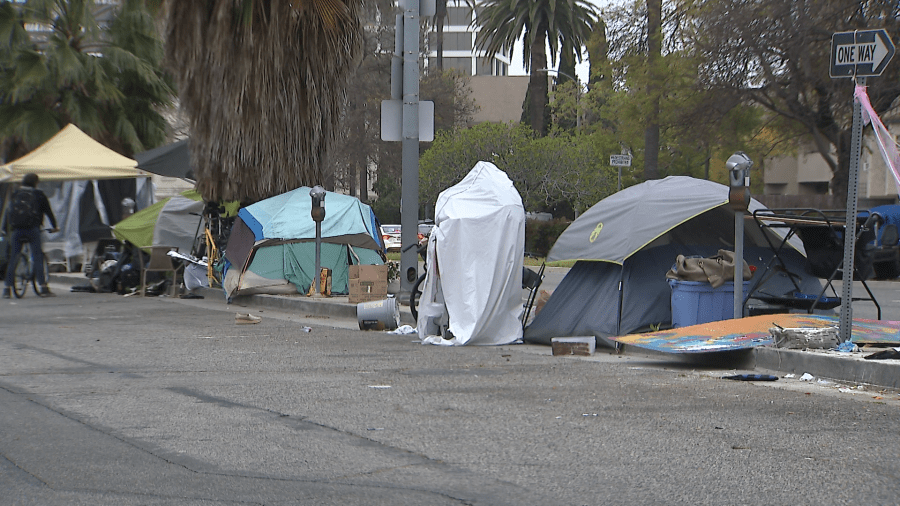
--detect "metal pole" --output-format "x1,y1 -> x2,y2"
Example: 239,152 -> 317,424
399,0 -> 420,298
839,76 -> 865,342
314,221 -> 322,295
734,210 -> 743,319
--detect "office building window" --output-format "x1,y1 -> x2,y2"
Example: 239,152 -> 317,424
447,7 -> 472,26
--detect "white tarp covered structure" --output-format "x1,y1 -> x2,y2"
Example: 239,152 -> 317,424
417,161 -> 525,345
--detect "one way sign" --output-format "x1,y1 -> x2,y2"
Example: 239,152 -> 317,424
831,29 -> 895,78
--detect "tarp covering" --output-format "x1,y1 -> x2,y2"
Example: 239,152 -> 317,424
525,176 -> 822,347
222,187 -> 384,298
112,190 -> 204,254
134,139 -> 194,180
0,124 -> 147,183
417,161 -> 525,346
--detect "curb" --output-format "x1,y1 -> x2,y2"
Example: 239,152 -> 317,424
49,273 -> 899,389
755,347 -> 900,389
49,273 -> 417,325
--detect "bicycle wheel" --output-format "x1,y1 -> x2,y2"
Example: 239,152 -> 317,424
11,247 -> 31,299
409,273 -> 426,321
37,253 -> 49,295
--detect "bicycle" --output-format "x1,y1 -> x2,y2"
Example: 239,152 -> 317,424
404,240 -> 428,321
9,237 -> 50,298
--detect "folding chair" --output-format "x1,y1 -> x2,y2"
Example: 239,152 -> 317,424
140,246 -> 183,297
749,209 -> 881,319
522,263 -> 545,328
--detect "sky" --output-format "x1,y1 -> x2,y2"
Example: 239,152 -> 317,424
507,0 -> 617,84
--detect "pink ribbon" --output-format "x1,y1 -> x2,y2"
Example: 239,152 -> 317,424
855,85 -> 900,195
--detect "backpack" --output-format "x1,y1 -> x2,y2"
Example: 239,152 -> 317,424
9,187 -> 41,229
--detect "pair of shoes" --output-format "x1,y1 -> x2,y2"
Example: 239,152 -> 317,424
235,313 -> 261,325
38,286 -> 56,297
2,287 -> 10,299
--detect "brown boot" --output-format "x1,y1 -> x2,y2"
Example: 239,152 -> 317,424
38,285 -> 56,297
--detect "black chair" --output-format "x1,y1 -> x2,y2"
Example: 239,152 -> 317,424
749,209 -> 881,319
522,263 -> 545,328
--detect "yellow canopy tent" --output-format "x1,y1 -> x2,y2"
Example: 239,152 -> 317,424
0,124 -> 147,182
1,124 -> 152,271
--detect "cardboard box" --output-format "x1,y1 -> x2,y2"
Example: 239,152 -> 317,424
349,265 -> 388,303
551,337 -> 596,356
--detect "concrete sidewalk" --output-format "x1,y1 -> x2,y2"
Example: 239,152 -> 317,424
49,271 -> 900,389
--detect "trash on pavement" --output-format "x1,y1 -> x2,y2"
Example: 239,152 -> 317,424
863,348 -> 900,360
387,325 -> 416,335
357,297 -> 400,331
799,372 -> 815,381
771,325 -> 839,349
834,341 -> 859,352
722,374 -> 778,381
235,313 -> 261,325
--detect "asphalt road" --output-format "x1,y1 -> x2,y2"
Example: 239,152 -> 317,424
1,288 -> 899,505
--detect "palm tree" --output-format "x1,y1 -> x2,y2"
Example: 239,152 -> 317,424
162,0 -> 365,204
432,0 -> 474,70
474,0 -> 597,136
0,0 -> 173,161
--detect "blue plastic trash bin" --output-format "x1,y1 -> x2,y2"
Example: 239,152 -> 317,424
668,279 -> 751,328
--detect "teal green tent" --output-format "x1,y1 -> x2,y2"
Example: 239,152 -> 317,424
222,187 -> 385,297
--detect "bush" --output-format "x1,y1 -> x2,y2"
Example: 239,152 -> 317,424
525,219 -> 570,258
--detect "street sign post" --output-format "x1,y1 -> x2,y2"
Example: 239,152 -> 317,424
830,29 -> 895,78
610,155 -> 632,167
610,155 -> 631,191
829,27 -> 894,342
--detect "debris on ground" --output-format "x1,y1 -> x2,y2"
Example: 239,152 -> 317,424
235,313 -> 262,325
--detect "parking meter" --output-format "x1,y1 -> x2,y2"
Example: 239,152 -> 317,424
121,197 -> 135,216
726,151 -> 753,319
309,185 -> 326,222
726,152 -> 753,211
309,186 -> 326,296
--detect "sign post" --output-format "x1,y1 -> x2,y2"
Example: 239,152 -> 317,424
610,155 -> 631,191
830,29 -> 894,342
830,29 -> 895,78
381,0 -> 435,300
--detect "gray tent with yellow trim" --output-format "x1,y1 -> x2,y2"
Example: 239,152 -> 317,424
523,176 -> 823,346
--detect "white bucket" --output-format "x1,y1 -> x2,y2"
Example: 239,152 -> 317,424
357,297 -> 400,331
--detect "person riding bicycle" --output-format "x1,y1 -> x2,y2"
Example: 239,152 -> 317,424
2,173 -> 59,298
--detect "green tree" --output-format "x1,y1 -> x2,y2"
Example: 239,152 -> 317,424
474,0 -> 597,137
0,0 -> 174,161
686,0 -> 900,199
419,122 -> 616,216
163,0 -> 365,204
585,0 -> 773,188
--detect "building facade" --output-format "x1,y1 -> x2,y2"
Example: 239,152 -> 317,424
764,102 -> 900,207
426,4 -> 511,77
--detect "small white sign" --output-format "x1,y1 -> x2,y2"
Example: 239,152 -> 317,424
610,155 -> 632,167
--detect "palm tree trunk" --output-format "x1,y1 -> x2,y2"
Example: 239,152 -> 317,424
435,0 -> 447,70
164,0 -> 364,204
529,31 -> 549,136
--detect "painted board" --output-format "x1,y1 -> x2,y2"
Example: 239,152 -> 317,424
611,314 -> 900,354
